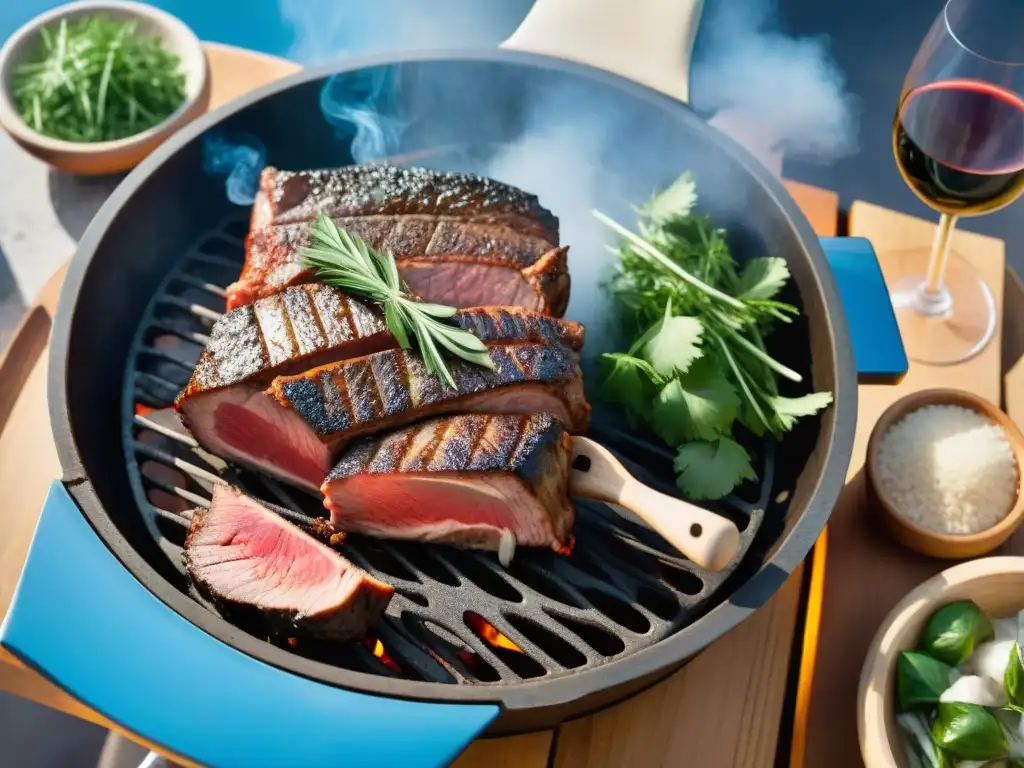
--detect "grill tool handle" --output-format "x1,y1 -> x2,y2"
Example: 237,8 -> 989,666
820,237 -> 908,385
570,437 -> 741,572
1,482 -> 499,768
501,0 -> 703,103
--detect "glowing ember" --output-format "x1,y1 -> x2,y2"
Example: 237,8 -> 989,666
361,635 -> 402,674
556,535 -> 576,557
135,403 -> 153,417
464,612 -> 523,653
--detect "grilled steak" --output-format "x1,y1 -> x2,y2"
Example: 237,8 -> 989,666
226,219 -> 570,315
195,341 -> 587,493
229,164 -> 568,313
185,484 -> 393,641
176,287 -> 585,491
322,413 -> 574,553
250,165 -> 559,242
270,341 -> 590,446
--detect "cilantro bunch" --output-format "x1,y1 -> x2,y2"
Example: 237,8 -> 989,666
594,172 -> 833,500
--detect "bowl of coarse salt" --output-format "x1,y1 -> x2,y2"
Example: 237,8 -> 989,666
866,389 -> 1024,559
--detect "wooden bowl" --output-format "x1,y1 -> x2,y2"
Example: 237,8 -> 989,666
0,0 -> 209,175
858,557 -> 1024,767
865,388 -> 1024,559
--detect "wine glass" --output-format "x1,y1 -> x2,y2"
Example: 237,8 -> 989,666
889,0 -> 1024,365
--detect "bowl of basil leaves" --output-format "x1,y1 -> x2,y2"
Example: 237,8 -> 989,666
859,557 -> 1024,767
0,0 -> 209,175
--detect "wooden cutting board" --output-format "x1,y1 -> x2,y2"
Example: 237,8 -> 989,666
793,202 -> 1008,768
0,41 -> 841,768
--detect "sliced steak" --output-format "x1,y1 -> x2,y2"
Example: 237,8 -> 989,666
322,413 -> 574,553
176,288 -> 584,491
269,341 -> 590,447
250,165 -> 559,242
226,217 -> 569,315
185,484 -> 393,642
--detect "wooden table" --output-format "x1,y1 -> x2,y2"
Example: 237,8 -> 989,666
0,43 -> 842,768
790,204 -> 1012,768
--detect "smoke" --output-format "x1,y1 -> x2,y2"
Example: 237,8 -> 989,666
202,132 -> 267,205
275,0 -> 857,171
693,0 -> 858,165
320,68 -> 406,163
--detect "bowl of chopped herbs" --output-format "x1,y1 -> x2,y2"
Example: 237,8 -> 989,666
0,0 -> 209,175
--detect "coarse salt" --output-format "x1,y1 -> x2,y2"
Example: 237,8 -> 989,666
876,404 -> 1018,535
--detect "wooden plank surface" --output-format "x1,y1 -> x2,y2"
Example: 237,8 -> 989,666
0,34 -> 839,767
549,179 -> 838,768
796,201 -> 1007,768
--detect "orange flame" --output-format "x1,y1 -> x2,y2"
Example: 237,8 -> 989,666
134,403 -> 154,417
556,535 -> 576,557
465,612 -> 523,653
361,635 -> 402,674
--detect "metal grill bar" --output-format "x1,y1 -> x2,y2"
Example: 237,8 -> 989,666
122,215 -> 770,687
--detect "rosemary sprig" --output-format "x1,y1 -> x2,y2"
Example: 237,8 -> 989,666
301,214 -> 495,388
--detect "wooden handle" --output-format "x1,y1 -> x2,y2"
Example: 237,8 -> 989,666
500,0 -> 704,103
569,437 -> 741,572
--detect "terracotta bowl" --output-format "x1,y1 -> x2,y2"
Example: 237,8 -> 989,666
858,557 -> 1024,767
865,388 -> 1024,559
0,0 -> 209,175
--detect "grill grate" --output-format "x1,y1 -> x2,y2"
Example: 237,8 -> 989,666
122,215 -> 773,685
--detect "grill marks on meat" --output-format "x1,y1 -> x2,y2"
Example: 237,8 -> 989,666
250,165 -> 559,242
175,284 -> 585,492
178,284 -> 388,398
179,284 -> 583,399
269,342 -> 590,446
322,414 -> 574,552
185,485 -> 392,641
229,165 -> 568,314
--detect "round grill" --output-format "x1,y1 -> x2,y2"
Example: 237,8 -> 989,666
122,214 -> 774,686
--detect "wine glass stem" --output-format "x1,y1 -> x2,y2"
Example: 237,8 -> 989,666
918,212 -> 958,315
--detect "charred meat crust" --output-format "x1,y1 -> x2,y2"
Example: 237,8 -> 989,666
268,342 -> 589,442
322,414 -> 576,552
251,165 -> 560,243
174,284 -> 584,405
326,412 -> 565,482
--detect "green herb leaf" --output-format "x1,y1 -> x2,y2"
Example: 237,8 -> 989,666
302,214 -> 495,387
12,15 -> 186,142
642,301 -> 704,378
931,702 -> 1007,760
639,171 -> 698,225
599,353 -> 661,423
769,392 -> 835,432
673,438 -> 756,500
897,651 -> 957,711
650,358 -> 740,444
921,601 -> 995,667
735,257 -> 791,301
1006,642 -> 1024,709
594,171 -> 834,501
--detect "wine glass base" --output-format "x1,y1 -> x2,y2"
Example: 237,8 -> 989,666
887,248 -> 996,366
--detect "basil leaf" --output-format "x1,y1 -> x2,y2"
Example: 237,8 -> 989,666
898,652 -> 957,711
931,702 -> 1007,760
920,601 -> 995,666
1007,642 -> 1024,709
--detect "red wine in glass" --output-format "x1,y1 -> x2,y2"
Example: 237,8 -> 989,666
889,0 -> 1024,366
894,78 -> 1024,215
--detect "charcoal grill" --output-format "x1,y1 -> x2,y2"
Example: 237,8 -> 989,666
1,0 -> 908,765
125,212 -> 772,690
